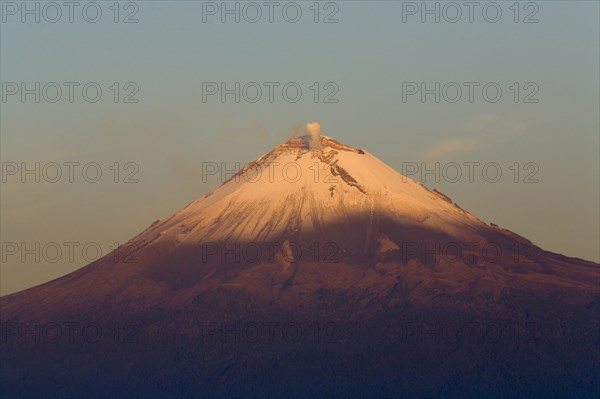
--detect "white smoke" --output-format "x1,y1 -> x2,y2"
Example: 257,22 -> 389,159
306,122 -> 322,150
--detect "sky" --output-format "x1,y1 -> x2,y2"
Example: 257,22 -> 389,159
1,0 -> 599,295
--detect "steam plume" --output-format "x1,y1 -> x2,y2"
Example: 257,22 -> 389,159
306,122 -> 322,149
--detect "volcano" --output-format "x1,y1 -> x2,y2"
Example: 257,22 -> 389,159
1,134 -> 599,398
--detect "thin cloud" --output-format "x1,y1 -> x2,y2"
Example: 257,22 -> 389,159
420,114 -> 531,160
421,137 -> 482,159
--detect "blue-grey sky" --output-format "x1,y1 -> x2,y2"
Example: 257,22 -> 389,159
1,1 -> 599,294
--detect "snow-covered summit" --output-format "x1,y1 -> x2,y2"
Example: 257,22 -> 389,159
136,134 -> 485,247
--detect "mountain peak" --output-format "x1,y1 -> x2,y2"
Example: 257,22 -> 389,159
126,133 -> 492,248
